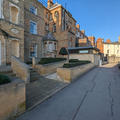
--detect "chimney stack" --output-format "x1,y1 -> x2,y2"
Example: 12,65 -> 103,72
47,0 -> 53,9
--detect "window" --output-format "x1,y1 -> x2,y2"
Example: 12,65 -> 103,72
45,23 -> 49,31
30,6 -> 37,15
10,6 -> 19,24
53,23 -> 56,32
107,50 -> 109,54
46,12 -> 49,19
50,14 -> 52,21
30,21 -> 37,34
30,44 -> 37,58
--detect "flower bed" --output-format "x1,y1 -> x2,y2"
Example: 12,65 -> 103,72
39,58 -> 66,65
0,74 -> 11,85
63,59 -> 91,68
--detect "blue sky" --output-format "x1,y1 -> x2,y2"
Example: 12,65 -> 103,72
43,0 -> 120,42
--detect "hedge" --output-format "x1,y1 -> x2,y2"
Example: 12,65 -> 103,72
63,59 -> 91,68
39,58 -> 66,64
0,74 -> 11,85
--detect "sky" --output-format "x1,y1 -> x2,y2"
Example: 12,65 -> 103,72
43,0 -> 120,42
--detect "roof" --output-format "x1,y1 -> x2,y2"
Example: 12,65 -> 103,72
49,3 -> 61,10
43,32 -> 57,41
68,46 -> 100,51
104,42 -> 120,45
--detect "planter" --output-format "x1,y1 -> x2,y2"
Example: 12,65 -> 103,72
0,79 -> 26,120
35,61 -> 66,75
57,63 -> 95,82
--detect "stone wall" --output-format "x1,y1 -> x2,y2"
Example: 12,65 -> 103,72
35,61 -> 66,75
11,56 -> 30,83
69,54 -> 100,65
57,63 -> 95,82
0,79 -> 26,120
108,56 -> 120,63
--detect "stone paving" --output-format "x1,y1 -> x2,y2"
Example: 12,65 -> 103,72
26,76 -> 68,109
17,64 -> 120,120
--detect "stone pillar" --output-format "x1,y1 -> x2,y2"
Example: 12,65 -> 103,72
32,57 -> 36,68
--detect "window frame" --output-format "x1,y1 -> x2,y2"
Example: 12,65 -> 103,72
30,20 -> 37,34
30,5 -> 37,15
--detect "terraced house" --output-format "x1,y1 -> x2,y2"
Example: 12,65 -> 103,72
0,0 -> 24,66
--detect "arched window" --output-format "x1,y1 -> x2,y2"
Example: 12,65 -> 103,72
10,6 -> 19,24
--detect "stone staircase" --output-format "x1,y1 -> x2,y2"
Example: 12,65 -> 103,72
30,68 -> 41,82
0,66 -> 20,81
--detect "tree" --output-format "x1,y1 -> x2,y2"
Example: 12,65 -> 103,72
59,47 -> 69,62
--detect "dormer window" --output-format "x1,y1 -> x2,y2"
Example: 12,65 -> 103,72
30,6 -> 37,15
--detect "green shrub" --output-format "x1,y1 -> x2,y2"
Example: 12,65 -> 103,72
69,59 -> 80,63
26,61 -> 32,65
39,58 -> 66,64
63,60 -> 91,68
0,74 -> 11,85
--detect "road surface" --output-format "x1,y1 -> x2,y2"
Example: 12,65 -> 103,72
17,64 -> 120,120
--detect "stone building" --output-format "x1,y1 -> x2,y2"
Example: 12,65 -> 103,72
0,0 -> 24,65
46,0 -> 77,55
24,0 -> 46,62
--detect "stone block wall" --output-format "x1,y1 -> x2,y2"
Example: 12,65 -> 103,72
0,79 -> 26,120
35,61 -> 66,75
69,54 -> 100,65
57,63 -> 95,82
11,56 -> 30,83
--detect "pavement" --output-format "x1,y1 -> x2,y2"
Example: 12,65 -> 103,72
17,64 -> 120,120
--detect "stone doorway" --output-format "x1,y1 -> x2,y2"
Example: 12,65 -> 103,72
12,41 -> 20,57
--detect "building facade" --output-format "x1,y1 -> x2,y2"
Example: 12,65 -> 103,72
46,0 -> 77,55
0,0 -> 93,66
0,0 -> 24,65
104,40 -> 120,57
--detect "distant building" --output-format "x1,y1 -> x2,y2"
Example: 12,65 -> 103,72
76,30 -> 91,47
88,36 -> 95,47
96,38 -> 104,54
104,39 -> 120,57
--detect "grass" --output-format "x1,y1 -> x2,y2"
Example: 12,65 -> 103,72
63,59 -> 91,68
39,58 -> 66,64
0,74 -> 11,85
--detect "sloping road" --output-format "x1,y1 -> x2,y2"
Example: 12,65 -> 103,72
17,64 -> 120,120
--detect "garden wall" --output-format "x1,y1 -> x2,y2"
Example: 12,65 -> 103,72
57,63 -> 95,82
35,61 -> 66,75
69,54 -> 100,65
11,56 -> 30,83
0,79 -> 26,120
